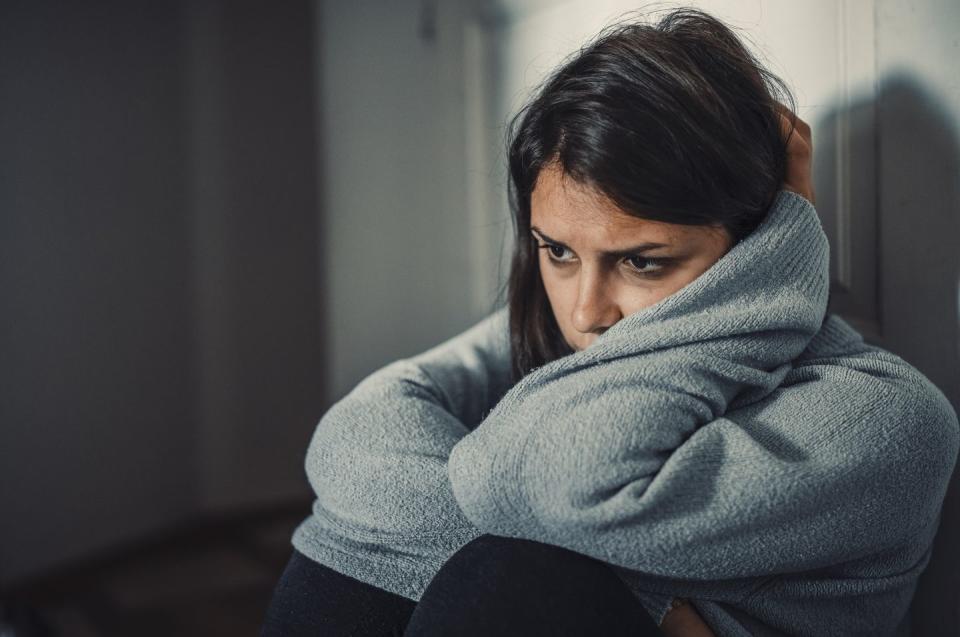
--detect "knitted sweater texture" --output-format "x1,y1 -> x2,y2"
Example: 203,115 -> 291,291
291,191 -> 959,636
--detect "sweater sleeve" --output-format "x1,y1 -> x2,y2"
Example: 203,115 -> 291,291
303,306 -> 513,541
302,305 -> 681,614
447,338 -> 960,582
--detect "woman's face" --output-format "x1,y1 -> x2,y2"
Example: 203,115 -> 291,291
530,162 -> 735,352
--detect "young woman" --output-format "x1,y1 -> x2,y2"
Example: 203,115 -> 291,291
262,8 -> 957,637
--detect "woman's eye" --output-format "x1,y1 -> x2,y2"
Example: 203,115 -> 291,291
536,243 -> 573,262
625,255 -> 667,276
537,242 -> 669,278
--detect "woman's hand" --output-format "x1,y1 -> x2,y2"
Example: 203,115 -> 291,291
660,598 -> 717,637
776,101 -> 815,206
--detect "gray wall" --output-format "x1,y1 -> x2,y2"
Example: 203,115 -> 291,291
0,0 -> 196,587
185,0 -> 325,513
317,0 -> 494,403
1,0 -> 323,585
875,1 -> 960,633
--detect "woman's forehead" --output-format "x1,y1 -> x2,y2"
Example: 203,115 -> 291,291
530,163 -> 681,242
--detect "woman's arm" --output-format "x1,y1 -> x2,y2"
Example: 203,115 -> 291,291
661,599 -> 716,637
300,308 -> 712,624
447,325 -> 960,581
402,305 -> 514,430
302,306 -> 513,545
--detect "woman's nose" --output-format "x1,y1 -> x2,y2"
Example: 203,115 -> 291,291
571,268 -> 621,335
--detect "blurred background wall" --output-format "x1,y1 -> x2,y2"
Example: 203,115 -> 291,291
0,0 -> 325,584
1,0 -> 959,634
0,0 -> 490,592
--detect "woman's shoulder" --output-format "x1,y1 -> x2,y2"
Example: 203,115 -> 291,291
786,313 -> 958,448
759,314 -> 959,545
795,315 -> 950,395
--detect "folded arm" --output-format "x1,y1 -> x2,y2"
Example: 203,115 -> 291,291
447,338 -> 960,581
302,304 -> 704,617
303,306 -> 513,542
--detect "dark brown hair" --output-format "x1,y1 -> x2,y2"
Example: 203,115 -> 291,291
493,7 -> 799,384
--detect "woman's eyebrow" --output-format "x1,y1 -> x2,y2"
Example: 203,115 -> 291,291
530,225 -> 671,256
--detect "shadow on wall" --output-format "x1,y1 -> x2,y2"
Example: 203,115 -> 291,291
816,70 -> 960,635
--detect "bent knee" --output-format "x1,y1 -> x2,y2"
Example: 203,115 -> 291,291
442,534 -> 610,578
453,533 -> 562,560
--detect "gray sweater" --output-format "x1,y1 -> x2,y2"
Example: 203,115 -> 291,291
292,191 -> 959,636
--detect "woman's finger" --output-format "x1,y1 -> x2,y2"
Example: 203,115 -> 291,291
773,100 -> 816,206
774,100 -> 812,149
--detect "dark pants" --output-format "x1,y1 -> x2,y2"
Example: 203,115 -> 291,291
261,534 -> 664,636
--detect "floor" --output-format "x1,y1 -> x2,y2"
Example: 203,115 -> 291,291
0,502 -> 310,637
